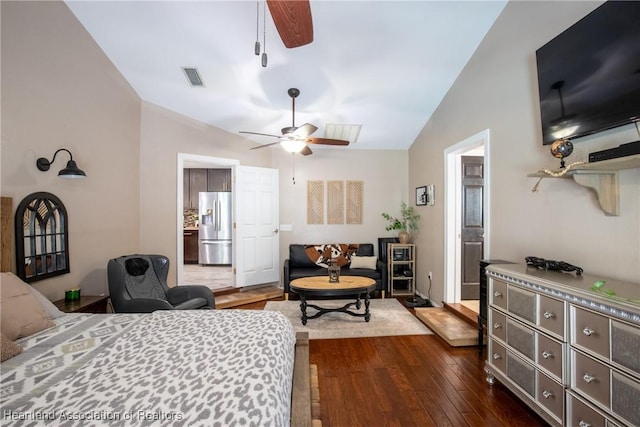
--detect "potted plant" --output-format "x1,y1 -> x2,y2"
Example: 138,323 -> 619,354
381,202 -> 420,243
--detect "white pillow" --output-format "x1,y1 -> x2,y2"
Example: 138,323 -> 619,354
350,255 -> 377,270
0,272 -> 65,320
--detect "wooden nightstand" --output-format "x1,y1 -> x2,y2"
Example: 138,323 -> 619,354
53,295 -> 110,313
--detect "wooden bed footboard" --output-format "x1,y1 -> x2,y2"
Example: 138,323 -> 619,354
291,331 -> 311,426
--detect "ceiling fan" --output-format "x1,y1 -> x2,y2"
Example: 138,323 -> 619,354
267,0 -> 314,48
240,88 -> 350,156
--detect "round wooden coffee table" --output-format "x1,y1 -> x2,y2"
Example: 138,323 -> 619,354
289,276 -> 376,325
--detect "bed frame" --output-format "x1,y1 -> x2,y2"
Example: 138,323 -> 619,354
0,196 -> 313,426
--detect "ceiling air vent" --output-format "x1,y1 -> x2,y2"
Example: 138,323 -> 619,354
324,124 -> 362,144
182,67 -> 204,87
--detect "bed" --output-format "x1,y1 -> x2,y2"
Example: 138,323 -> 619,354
0,197 -> 312,426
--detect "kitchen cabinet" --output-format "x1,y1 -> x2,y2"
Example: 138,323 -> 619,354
189,169 -> 207,207
184,169 -> 231,209
183,169 -> 190,209
183,229 -> 199,264
207,169 -> 232,192
183,169 -> 207,209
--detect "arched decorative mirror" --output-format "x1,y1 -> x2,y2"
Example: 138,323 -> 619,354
15,192 -> 70,282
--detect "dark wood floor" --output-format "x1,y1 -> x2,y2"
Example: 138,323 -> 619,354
235,298 -> 548,427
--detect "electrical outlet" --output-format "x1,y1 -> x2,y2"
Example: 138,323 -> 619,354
428,271 -> 432,280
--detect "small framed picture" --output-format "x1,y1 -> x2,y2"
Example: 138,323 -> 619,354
416,186 -> 427,206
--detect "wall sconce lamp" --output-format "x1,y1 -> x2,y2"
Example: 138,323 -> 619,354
36,148 -> 86,178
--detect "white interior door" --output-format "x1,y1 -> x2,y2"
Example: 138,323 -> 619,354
234,165 -> 280,287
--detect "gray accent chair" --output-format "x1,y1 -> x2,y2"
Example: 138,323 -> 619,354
108,254 -> 215,312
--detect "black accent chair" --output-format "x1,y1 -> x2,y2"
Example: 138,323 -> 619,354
107,254 -> 215,313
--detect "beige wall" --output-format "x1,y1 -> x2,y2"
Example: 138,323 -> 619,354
273,148 -> 409,266
138,102 -> 272,284
409,1 -> 640,304
1,1 -> 141,300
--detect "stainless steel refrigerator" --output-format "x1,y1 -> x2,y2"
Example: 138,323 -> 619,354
198,192 -> 232,265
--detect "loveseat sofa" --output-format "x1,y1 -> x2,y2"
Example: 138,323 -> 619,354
283,243 -> 387,298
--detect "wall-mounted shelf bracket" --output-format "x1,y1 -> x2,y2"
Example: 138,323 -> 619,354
528,154 -> 639,216
571,170 -> 619,216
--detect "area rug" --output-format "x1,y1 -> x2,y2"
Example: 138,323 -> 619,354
264,298 -> 433,340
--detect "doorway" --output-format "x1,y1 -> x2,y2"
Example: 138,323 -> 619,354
177,154 -> 239,289
460,155 -> 484,300
444,129 -> 491,306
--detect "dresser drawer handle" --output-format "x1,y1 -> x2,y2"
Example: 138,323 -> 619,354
583,373 -> 596,383
582,327 -> 595,336
493,323 -> 502,330
542,351 -> 553,359
493,353 -> 502,360
579,421 -> 591,427
494,291 -> 503,298
542,390 -> 553,399
543,311 -> 555,319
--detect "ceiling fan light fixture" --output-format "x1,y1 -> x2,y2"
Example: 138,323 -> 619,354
280,140 -> 306,153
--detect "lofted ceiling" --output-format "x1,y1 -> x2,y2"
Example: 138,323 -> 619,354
65,1 -> 506,151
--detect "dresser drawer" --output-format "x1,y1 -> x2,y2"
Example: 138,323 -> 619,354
489,308 -> 506,342
567,392 -> 607,427
536,370 -> 563,423
507,351 -> 535,397
489,338 -> 507,375
508,286 -> 536,323
537,294 -> 565,339
572,349 -> 610,410
611,370 -> 640,426
572,306 -> 610,360
610,320 -> 640,377
537,333 -> 564,382
507,318 -> 535,361
490,279 -> 507,311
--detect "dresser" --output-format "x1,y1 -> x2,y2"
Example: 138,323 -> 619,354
484,264 -> 639,427
478,259 -> 514,355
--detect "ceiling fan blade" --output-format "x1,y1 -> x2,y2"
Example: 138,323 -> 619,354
300,145 -> 313,156
249,141 -> 281,150
292,123 -> 318,138
266,0 -> 313,48
307,137 -> 350,146
240,130 -> 283,139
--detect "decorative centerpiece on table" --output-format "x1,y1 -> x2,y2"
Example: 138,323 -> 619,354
381,202 -> 420,243
328,258 -> 340,283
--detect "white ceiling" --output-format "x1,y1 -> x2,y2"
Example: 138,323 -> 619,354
65,1 -> 506,151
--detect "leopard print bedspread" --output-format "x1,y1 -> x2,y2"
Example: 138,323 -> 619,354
1,310 -> 296,426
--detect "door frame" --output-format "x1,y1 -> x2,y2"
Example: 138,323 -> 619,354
176,153 -> 239,285
443,129 -> 491,303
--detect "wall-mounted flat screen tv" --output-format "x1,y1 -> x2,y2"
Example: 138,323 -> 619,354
535,1 -> 640,145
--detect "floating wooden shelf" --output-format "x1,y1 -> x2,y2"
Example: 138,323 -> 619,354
528,154 -> 640,216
